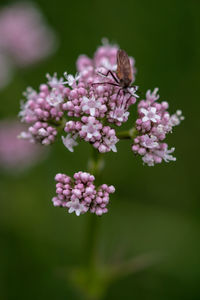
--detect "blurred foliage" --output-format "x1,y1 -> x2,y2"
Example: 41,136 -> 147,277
0,0 -> 199,299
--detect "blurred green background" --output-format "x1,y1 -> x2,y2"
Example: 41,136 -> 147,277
0,0 -> 199,299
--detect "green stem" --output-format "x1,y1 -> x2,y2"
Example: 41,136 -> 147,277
85,214 -> 99,270
85,148 -> 105,270
116,127 -> 138,140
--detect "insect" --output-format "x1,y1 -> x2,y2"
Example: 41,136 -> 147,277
92,49 -> 138,101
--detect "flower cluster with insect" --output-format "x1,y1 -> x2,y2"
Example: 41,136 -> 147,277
18,39 -> 184,216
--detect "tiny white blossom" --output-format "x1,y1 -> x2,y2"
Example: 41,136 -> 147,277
155,147 -> 176,163
18,101 -> 29,119
109,107 -> 129,122
63,72 -> 80,86
141,107 -> 161,123
81,118 -> 100,139
142,153 -> 155,166
103,135 -> 119,152
169,110 -> 185,127
81,95 -> 101,116
141,135 -> 159,149
128,86 -> 139,98
62,134 -> 78,152
46,73 -> 64,87
156,124 -> 166,134
38,128 -> 48,137
146,88 -> 159,102
46,89 -> 64,107
23,87 -> 37,99
66,198 -> 85,216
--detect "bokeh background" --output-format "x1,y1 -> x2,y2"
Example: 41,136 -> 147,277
0,0 -> 199,299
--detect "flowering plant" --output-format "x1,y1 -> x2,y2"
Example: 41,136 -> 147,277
18,39 -> 184,298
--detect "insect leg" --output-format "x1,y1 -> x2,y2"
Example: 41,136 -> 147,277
98,70 -> 119,83
92,82 -> 120,87
124,91 -> 133,110
117,87 -> 122,98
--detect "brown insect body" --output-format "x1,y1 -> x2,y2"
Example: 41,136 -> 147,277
92,49 -> 137,105
116,49 -> 133,89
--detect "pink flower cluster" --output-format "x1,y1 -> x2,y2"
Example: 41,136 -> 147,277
19,74 -> 68,144
20,122 -> 58,146
18,39 -> 183,169
63,117 -> 119,153
52,172 -> 115,216
17,40 -> 184,217
62,79 -> 137,126
19,40 -> 138,152
132,88 -> 184,166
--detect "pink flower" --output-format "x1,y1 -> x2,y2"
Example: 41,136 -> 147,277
62,134 -> 78,152
109,106 -> 130,123
64,118 -> 119,153
140,135 -> 159,149
46,89 -> 64,107
140,107 -> 161,123
81,95 -> 103,117
63,72 -> 80,87
18,73 -> 67,145
80,117 -> 102,140
66,198 -> 86,216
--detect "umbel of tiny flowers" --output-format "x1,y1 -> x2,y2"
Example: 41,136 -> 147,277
18,39 -> 184,216
132,88 -> 184,166
52,172 -> 115,216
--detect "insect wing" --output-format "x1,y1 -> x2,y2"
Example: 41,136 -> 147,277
117,49 -> 133,82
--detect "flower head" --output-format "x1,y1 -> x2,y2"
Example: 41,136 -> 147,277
52,171 -> 115,216
132,88 -> 184,166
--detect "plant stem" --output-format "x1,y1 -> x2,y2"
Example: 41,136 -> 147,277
116,127 -> 138,140
85,214 -> 99,270
85,147 -> 104,270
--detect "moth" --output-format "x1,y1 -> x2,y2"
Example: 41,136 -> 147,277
93,49 -> 138,100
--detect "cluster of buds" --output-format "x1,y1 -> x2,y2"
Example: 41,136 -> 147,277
18,75 -> 68,144
52,172 -> 115,216
132,88 -> 184,166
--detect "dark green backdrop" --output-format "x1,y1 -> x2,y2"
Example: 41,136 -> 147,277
0,0 -> 199,299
